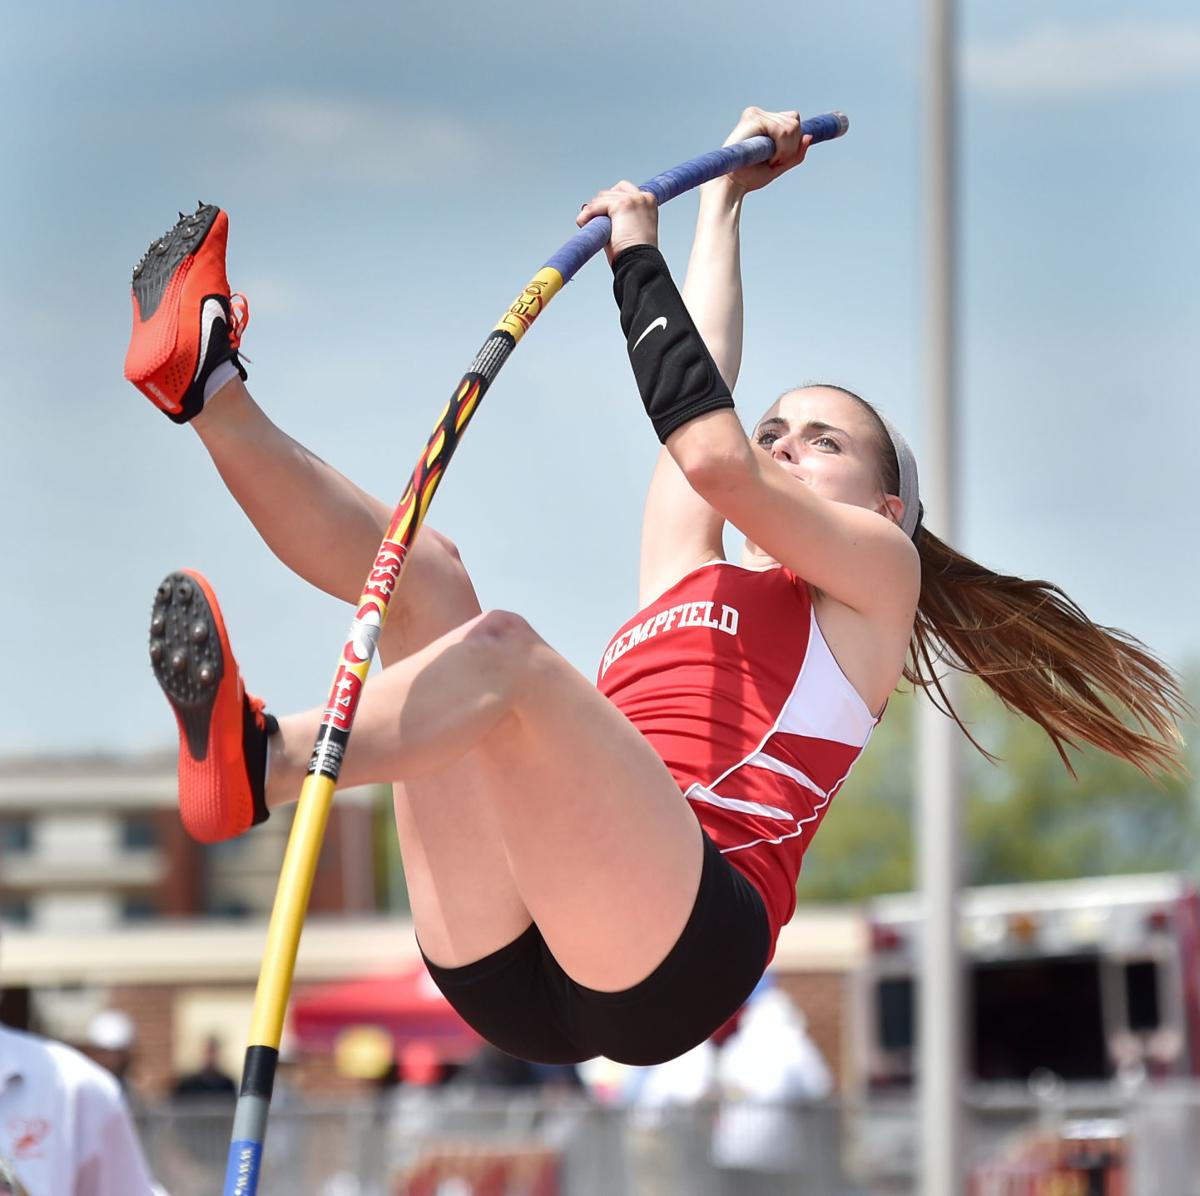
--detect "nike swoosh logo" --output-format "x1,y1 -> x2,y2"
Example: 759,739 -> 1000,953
194,297 -> 228,381
633,315 -> 668,351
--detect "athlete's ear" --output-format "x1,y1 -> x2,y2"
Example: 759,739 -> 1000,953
878,494 -> 904,527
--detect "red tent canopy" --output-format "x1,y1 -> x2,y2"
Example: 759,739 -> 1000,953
290,959 -> 481,1060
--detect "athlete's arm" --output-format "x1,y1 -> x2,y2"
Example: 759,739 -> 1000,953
581,108 -> 811,607
594,191 -> 918,618
667,408 -> 920,618
636,182 -> 743,606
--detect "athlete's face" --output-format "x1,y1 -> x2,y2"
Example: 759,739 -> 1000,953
752,387 -> 901,522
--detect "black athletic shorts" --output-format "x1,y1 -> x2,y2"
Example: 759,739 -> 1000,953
421,830 -> 771,1067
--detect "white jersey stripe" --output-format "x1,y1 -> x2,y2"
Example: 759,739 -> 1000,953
743,751 -> 829,798
707,607 -> 880,855
720,820 -> 811,855
720,720 -> 876,855
685,783 -> 794,821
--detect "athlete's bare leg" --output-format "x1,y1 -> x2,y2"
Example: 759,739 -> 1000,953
192,378 -> 448,635
263,610 -> 705,993
191,377 -> 533,964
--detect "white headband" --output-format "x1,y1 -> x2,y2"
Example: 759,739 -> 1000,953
877,414 -> 921,538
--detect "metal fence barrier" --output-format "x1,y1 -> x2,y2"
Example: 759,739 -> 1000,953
134,1082 -> 1200,1195
139,1094 -> 856,1196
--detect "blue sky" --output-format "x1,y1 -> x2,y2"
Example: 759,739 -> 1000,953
1,1 -> 1198,754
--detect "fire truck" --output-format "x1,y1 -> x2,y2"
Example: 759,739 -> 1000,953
847,874 -> 1200,1191
856,872 -> 1200,1091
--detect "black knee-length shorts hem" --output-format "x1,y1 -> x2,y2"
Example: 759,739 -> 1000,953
420,831 -> 771,1067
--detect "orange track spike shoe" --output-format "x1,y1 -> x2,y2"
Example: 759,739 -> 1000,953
124,205 -> 249,423
149,570 -> 276,843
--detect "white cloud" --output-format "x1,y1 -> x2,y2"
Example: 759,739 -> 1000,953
232,94 -> 499,187
964,21 -> 1200,98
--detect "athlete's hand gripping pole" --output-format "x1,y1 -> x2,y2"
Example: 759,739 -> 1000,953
223,110 -> 848,1196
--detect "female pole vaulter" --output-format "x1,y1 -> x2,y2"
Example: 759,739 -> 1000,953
124,108 -> 1186,1066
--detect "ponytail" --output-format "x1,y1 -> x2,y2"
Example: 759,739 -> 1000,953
909,526 -> 1188,778
821,384 -> 1190,778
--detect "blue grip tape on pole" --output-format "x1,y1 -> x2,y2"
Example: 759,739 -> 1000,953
224,1141 -> 264,1196
545,112 -> 848,282
803,111 -> 849,143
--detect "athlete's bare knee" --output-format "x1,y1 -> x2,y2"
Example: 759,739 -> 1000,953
463,611 -> 571,714
424,528 -> 463,567
466,608 -> 539,649
461,610 -> 545,676
414,531 -> 478,613
380,530 -> 481,660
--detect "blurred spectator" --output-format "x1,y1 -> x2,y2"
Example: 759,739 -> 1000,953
172,1033 -> 236,1101
385,1040 -> 450,1191
577,1054 -> 634,1105
262,1038 -> 307,1196
0,1020 -> 163,1195
85,1008 -> 139,1100
530,1060 -> 585,1093
454,1041 -> 539,1091
630,1040 -> 718,1111
162,1034 -> 242,1188
455,1042 -> 586,1098
625,1040 -> 718,1196
712,983 -> 832,1194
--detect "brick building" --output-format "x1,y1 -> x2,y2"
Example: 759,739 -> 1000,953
0,753 -> 388,1091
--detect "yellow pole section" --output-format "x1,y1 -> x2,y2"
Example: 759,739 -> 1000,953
247,773 -> 337,1047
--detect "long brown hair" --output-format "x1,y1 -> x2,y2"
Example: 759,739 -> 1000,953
817,385 -> 1189,779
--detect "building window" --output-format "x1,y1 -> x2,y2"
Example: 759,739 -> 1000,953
121,814 -> 159,850
0,819 -> 32,853
206,897 -> 252,920
120,896 -> 158,922
0,898 -> 31,926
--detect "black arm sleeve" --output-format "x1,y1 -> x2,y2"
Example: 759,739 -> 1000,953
611,245 -> 734,443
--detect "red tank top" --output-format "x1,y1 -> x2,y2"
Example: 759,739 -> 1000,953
596,561 -> 880,956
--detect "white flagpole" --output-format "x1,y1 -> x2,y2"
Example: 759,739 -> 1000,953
918,0 -> 965,1192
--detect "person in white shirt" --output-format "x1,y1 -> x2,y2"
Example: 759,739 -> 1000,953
712,985 -> 832,1191
0,1021 -> 163,1196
